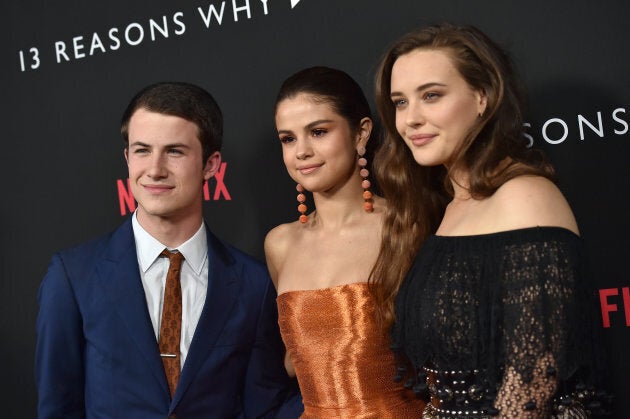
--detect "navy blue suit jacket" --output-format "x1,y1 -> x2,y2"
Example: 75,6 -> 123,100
35,218 -> 301,418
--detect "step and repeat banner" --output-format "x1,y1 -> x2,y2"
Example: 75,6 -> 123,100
3,0 -> 629,416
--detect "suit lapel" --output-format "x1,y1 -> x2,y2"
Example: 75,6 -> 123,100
95,219 -> 169,396
171,227 -> 239,407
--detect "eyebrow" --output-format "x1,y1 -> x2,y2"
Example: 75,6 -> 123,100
306,119 -> 334,129
129,141 -> 190,149
390,82 -> 447,97
277,119 -> 335,135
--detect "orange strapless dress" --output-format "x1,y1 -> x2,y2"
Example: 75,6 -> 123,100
277,282 -> 424,418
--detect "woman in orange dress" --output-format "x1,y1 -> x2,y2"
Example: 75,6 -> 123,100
265,66 -> 424,418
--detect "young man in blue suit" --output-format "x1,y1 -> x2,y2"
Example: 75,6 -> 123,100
35,82 -> 301,418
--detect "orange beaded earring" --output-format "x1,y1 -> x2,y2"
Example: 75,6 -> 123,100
357,146 -> 373,212
296,183 -> 308,223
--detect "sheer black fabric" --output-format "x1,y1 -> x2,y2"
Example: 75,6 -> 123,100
392,227 -> 609,417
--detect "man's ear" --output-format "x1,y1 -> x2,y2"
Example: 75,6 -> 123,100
203,151 -> 222,181
356,117 -> 373,150
124,148 -> 129,165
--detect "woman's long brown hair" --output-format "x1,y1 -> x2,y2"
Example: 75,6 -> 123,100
369,23 -> 555,331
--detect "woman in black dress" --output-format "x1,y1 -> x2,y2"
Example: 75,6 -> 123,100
369,23 -> 609,418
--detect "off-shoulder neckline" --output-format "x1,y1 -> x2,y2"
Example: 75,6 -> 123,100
433,225 -> 580,240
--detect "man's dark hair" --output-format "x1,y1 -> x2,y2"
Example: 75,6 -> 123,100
121,81 -> 223,162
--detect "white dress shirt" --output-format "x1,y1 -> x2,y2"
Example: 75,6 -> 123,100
132,212 -> 209,369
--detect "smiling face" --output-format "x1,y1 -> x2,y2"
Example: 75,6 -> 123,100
390,48 -> 487,168
275,93 -> 363,194
125,108 -> 220,226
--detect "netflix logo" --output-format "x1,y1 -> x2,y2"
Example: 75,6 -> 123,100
599,287 -> 630,328
117,161 -> 232,216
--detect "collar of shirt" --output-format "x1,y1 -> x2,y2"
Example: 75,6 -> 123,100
131,211 -> 208,275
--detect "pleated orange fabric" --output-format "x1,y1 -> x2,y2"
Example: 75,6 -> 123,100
277,282 -> 424,418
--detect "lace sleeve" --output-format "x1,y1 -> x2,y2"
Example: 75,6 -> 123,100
495,233 -> 609,417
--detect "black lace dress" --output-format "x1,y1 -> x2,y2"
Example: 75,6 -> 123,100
392,227 -> 609,418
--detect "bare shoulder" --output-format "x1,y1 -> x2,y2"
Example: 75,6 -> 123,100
489,175 -> 579,234
264,222 -> 300,289
265,222 -> 294,249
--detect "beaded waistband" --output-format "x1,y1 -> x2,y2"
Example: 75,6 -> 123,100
422,366 -> 497,418
423,403 -> 489,419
